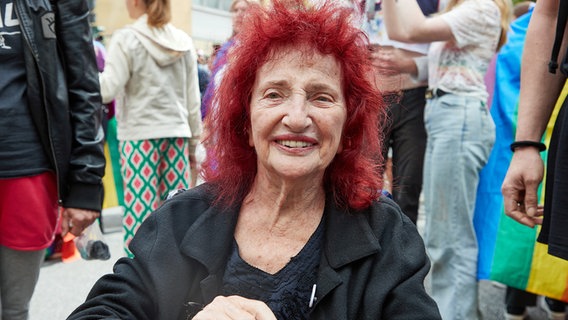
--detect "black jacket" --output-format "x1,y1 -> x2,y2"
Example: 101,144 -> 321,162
68,185 -> 441,319
14,0 -> 105,210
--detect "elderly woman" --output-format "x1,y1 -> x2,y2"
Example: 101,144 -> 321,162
68,1 -> 441,319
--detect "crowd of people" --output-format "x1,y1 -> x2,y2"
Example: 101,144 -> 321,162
1,0 -> 567,319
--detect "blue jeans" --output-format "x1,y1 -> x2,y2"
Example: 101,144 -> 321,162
422,94 -> 495,320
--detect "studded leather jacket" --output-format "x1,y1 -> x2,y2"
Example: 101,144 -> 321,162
14,0 -> 105,211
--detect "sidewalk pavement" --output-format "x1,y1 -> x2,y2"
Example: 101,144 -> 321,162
29,208 -> 560,320
29,208 -> 123,320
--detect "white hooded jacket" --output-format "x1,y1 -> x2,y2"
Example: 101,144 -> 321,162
100,15 -> 202,143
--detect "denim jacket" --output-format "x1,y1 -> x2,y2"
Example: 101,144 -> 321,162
14,0 -> 105,210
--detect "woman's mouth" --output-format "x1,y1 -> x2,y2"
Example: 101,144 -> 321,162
276,140 -> 314,148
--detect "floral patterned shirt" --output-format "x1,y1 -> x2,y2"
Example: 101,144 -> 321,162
428,0 -> 501,102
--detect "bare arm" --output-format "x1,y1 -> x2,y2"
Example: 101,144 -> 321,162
382,0 -> 452,43
516,0 -> 566,141
501,0 -> 568,226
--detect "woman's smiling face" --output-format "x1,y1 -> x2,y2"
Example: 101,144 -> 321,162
248,48 -> 347,183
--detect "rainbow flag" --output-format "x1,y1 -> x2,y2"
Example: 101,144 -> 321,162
473,9 -> 568,302
488,85 -> 568,302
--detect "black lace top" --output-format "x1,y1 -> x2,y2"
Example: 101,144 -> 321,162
221,220 -> 324,320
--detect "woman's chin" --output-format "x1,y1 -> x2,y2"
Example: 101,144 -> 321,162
268,165 -> 324,183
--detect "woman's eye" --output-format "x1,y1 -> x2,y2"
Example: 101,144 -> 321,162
315,95 -> 333,103
265,92 -> 281,99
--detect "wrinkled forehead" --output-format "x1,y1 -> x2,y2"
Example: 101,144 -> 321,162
250,45 -> 346,104
261,45 -> 342,75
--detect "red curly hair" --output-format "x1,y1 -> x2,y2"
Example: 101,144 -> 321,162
202,0 -> 386,210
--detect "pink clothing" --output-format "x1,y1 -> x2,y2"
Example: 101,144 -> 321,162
0,172 -> 58,250
484,54 -> 497,108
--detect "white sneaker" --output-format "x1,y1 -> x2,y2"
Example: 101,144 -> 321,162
539,296 -> 567,320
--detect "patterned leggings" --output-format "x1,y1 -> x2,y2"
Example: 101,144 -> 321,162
119,138 -> 191,257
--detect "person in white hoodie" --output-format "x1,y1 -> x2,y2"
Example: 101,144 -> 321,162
99,0 -> 203,257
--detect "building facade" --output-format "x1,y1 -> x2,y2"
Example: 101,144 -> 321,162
93,0 -> 234,54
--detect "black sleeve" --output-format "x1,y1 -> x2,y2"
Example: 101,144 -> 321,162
67,214 -> 160,320
55,0 -> 106,211
379,200 -> 442,319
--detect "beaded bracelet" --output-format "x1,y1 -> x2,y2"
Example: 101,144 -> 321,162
510,140 -> 547,152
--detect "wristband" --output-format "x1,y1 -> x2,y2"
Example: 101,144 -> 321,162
510,140 -> 546,152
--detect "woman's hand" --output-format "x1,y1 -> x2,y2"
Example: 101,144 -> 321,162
192,296 -> 277,320
61,207 -> 100,237
501,148 -> 545,227
369,47 -> 418,76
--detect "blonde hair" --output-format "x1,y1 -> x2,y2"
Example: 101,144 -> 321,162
442,0 -> 511,51
143,0 -> 171,28
493,0 -> 513,51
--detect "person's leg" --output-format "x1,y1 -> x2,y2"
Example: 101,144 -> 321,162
423,95 -> 495,320
505,287 -> 537,319
539,295 -> 567,320
0,246 -> 45,320
119,140 -> 160,257
379,93 -> 401,194
0,173 -> 58,319
423,95 -> 472,318
389,87 -> 427,224
156,137 -> 191,202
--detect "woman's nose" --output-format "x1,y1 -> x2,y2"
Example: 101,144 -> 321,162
282,97 -> 312,131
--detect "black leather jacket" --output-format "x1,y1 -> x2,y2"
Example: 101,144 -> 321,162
14,0 -> 105,211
